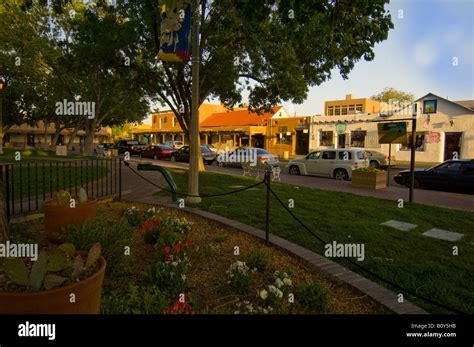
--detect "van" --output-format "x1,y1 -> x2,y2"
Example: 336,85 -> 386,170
287,149 -> 369,180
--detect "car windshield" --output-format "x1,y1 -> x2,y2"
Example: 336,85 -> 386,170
433,161 -> 463,173
256,149 -> 269,155
127,141 -> 139,145
201,146 -> 211,153
159,145 -> 173,150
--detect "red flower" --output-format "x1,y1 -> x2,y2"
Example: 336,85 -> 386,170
182,236 -> 191,247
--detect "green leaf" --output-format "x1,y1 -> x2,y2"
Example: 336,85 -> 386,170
85,242 -> 101,268
29,251 -> 48,291
47,249 -> 68,272
3,258 -> 29,287
43,274 -> 67,290
58,243 -> 76,258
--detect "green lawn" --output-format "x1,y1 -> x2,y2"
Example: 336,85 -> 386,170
2,161 -> 110,199
157,169 -> 474,314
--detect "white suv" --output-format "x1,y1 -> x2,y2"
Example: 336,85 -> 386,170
287,149 -> 368,181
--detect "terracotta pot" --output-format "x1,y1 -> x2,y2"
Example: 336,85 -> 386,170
0,255 -> 106,314
44,198 -> 97,234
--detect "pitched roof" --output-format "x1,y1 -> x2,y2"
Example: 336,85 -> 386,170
454,100 -> 474,111
200,107 -> 279,127
415,93 -> 474,113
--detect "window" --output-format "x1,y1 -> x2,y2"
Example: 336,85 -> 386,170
27,135 -> 35,147
322,151 -> 336,160
334,106 -> 341,116
356,104 -> 363,112
338,151 -> 352,160
400,132 -> 426,151
350,131 -> 367,147
462,163 -> 474,175
164,117 -> 168,123
348,105 -> 355,113
327,107 -> 334,116
307,151 -> 321,160
434,162 -> 462,174
341,106 -> 348,115
3,134 -> 10,144
278,126 -> 288,133
319,131 -> 333,146
276,133 -> 292,145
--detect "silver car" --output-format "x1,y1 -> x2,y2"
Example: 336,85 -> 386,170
217,147 -> 279,168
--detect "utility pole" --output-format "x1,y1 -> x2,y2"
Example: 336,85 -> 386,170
186,0 -> 201,204
409,103 -> 417,202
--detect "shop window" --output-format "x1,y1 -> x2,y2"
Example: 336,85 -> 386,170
400,133 -> 426,151
327,107 -> 334,116
348,105 -> 355,113
341,106 -> 348,115
350,130 -> 366,147
319,131 -> 333,146
276,133 -> 292,145
334,106 -> 341,116
356,104 -> 363,112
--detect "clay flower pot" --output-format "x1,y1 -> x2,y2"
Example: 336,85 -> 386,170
0,254 -> 106,314
44,198 -> 97,234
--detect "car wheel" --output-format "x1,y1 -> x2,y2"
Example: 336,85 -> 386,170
217,161 -> 224,167
369,160 -> 380,169
334,169 -> 349,181
171,156 -> 176,162
289,165 -> 300,175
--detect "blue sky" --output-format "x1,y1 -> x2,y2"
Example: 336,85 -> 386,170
280,0 -> 474,116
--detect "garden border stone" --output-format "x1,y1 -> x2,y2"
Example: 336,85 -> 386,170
126,196 -> 427,315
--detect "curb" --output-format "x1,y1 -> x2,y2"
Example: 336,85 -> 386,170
124,196 -> 428,315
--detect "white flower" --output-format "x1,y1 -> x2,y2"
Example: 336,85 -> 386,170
263,308 -> 268,314
276,289 -> 283,298
172,261 -> 178,267
181,274 -> 186,281
259,290 -> 268,300
283,278 -> 292,286
275,278 -> 284,288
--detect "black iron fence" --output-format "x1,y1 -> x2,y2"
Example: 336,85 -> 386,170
0,158 -> 122,221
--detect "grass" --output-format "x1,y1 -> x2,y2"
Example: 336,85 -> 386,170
0,148 -> 96,164
157,169 -> 474,314
2,161 -> 109,198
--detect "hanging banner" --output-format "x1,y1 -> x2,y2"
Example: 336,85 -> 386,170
377,122 -> 408,144
158,1 -> 192,63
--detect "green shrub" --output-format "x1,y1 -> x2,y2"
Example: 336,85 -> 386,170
102,285 -> 168,314
144,260 -> 189,297
298,282 -> 331,312
122,206 -> 145,227
67,218 -> 133,275
246,249 -> 269,271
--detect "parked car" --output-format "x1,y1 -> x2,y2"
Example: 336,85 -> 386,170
287,149 -> 368,181
216,147 -> 279,168
165,140 -> 184,149
140,145 -> 176,160
94,142 -> 116,156
394,159 -> 474,194
116,140 -> 146,155
170,145 -> 216,164
366,150 -> 396,168
203,144 -> 218,153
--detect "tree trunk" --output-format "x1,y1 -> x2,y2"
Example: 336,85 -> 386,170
43,122 -> 49,150
51,121 -> 62,149
83,124 -> 96,156
0,188 -> 9,242
67,127 -> 80,151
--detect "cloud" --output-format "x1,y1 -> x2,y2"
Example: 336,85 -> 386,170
413,40 -> 440,68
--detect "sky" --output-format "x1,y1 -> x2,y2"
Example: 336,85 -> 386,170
146,0 -> 474,123
281,0 -> 474,116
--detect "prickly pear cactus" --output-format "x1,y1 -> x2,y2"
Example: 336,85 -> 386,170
78,187 -> 88,203
3,258 -> 29,286
29,252 -> 48,291
57,190 -> 71,206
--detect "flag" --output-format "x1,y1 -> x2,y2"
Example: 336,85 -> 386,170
158,2 -> 192,63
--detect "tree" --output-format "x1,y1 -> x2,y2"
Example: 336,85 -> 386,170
124,0 -> 394,198
371,87 -> 414,104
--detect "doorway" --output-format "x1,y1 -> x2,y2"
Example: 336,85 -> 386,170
444,132 -> 462,160
338,134 -> 346,149
295,130 -> 309,154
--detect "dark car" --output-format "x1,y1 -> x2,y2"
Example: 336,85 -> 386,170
116,140 -> 146,156
140,145 -> 176,160
394,159 -> 474,194
170,145 -> 216,164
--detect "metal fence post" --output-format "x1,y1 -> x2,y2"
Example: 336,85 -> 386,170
5,165 -> 10,222
265,170 -> 270,243
119,158 -> 122,201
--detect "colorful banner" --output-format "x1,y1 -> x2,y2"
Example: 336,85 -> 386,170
158,2 -> 192,63
377,122 -> 408,144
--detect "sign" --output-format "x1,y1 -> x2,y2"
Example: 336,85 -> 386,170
423,99 -> 437,114
377,122 -> 408,144
335,122 -> 347,134
296,123 -> 308,129
158,2 -> 192,62
426,132 -> 441,144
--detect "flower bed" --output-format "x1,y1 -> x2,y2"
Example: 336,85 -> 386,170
7,201 -> 388,314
